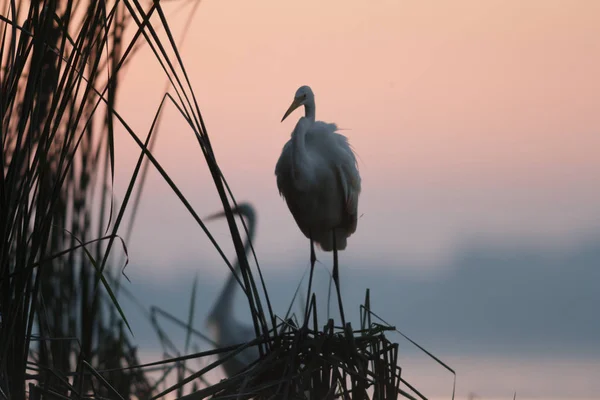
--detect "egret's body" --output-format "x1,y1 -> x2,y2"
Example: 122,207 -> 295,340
276,120 -> 359,251
205,203 -> 259,377
275,86 -> 361,325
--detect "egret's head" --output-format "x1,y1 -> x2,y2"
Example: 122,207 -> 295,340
204,202 -> 255,224
281,85 -> 314,122
203,202 -> 257,237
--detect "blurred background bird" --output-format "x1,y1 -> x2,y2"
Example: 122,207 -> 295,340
205,202 -> 260,378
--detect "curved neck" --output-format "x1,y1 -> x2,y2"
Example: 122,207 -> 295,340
290,119 -> 313,188
304,98 -> 316,122
208,217 -> 254,320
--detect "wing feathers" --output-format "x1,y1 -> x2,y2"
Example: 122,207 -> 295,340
275,120 -> 361,247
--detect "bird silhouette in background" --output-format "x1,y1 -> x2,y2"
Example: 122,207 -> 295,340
275,85 -> 362,326
205,203 -> 260,378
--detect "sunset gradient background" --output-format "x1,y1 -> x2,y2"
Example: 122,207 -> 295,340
108,1 -> 599,398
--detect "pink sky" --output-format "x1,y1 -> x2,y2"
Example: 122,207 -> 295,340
111,0 -> 600,276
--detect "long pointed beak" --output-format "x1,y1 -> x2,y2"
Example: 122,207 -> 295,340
203,210 -> 226,222
203,204 -> 246,222
281,98 -> 302,122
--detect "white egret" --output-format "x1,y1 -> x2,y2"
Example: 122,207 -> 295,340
205,203 -> 260,378
275,85 -> 361,326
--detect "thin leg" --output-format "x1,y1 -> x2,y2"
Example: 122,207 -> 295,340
310,236 -> 316,266
332,230 -> 346,327
303,234 -> 317,327
326,273 -> 333,321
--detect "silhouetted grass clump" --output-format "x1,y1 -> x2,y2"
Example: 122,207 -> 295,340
183,292 -> 408,400
0,0 -> 155,397
150,284 -> 455,400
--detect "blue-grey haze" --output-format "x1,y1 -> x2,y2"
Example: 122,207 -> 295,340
120,233 -> 600,360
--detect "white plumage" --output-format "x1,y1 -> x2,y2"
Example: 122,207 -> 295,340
275,85 -> 361,325
275,86 -> 361,251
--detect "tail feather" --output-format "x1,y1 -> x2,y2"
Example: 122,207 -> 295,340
315,228 -> 348,251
